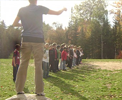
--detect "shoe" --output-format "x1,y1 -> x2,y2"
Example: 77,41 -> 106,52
48,75 -> 51,77
17,91 -> 24,95
36,92 -> 45,96
53,71 -> 56,73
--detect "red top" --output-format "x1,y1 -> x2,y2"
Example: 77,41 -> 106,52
12,49 -> 20,65
61,50 -> 67,61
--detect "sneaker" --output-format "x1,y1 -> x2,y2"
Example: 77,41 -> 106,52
17,91 -> 24,95
36,92 -> 45,96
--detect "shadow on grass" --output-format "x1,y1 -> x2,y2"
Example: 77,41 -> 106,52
45,63 -> 100,100
54,64 -> 97,81
45,75 -> 88,100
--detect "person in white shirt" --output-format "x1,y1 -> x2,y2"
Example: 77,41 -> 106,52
42,43 -> 49,78
79,48 -> 84,64
72,46 -> 77,67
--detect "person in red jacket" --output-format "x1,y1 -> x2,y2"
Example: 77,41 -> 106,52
61,47 -> 67,71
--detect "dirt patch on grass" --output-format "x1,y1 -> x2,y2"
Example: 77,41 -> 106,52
83,62 -> 122,70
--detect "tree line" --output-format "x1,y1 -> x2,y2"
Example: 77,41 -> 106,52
0,0 -> 122,59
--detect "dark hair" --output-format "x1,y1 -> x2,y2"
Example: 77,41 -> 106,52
57,45 -> 60,49
63,47 -> 66,50
15,44 -> 20,49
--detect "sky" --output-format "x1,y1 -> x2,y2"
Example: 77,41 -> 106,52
0,0 -> 81,28
0,0 -> 119,28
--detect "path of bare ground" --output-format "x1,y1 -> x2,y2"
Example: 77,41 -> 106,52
81,62 -> 122,71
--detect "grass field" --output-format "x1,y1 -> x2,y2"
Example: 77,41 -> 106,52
0,59 -> 122,100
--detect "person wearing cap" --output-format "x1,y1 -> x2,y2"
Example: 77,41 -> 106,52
13,0 -> 67,96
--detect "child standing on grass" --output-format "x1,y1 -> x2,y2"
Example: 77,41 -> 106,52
76,47 -> 80,66
56,45 -> 61,71
60,43 -> 65,70
42,43 -> 49,78
72,46 -> 77,67
61,47 -> 67,71
79,48 -> 84,64
12,44 -> 20,82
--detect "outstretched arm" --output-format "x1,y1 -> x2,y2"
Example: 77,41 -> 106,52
12,8 -> 67,26
12,16 -> 22,27
48,8 -> 67,15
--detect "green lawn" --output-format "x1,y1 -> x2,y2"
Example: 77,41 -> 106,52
0,59 -> 122,100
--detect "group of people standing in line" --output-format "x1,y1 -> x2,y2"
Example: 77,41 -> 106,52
42,43 -> 84,78
12,43 -> 84,81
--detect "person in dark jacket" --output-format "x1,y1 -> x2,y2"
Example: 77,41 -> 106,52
68,45 -> 73,69
49,43 -> 57,73
76,46 -> 80,66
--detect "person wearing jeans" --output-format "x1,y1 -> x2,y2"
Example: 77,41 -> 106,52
13,0 -> 67,96
42,43 -> 49,78
72,47 -> 77,67
56,45 -> 61,71
42,62 -> 49,78
61,47 -> 67,70
62,60 -> 66,70
60,43 -> 65,70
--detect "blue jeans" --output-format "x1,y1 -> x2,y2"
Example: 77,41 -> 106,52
62,60 -> 66,70
72,57 -> 76,67
42,61 -> 49,78
60,59 -> 63,70
13,64 -> 19,82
